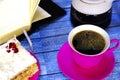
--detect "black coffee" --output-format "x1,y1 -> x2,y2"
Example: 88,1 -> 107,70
72,30 -> 105,55
70,5 -> 112,29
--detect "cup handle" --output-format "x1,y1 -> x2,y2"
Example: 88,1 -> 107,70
109,39 -> 120,51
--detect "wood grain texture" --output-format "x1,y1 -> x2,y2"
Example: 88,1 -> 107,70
18,0 -> 120,80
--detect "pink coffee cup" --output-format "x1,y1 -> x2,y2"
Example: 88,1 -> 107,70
68,24 -> 120,68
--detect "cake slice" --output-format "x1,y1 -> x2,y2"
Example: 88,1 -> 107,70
0,38 -> 39,80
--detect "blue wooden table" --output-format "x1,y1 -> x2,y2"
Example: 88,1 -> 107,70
19,0 -> 120,80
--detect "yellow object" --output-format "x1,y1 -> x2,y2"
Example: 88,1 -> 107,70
0,0 -> 51,44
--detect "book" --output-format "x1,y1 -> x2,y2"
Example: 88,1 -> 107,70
0,0 -> 51,44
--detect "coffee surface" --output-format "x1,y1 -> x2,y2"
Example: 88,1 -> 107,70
72,30 -> 105,55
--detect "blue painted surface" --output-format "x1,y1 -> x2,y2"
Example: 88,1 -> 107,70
19,0 -> 120,80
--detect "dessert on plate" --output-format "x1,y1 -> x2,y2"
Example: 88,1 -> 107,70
0,38 -> 39,80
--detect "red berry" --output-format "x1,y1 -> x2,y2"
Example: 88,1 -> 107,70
7,42 -> 19,53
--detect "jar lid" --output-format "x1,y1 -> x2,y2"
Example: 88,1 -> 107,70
81,0 -> 105,4
72,0 -> 112,15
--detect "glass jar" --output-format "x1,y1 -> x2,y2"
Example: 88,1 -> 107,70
70,0 -> 113,29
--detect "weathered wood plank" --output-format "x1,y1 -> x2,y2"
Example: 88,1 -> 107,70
52,0 -> 71,8
38,72 -> 69,80
35,51 -> 60,75
21,35 -> 68,53
106,62 -> 120,80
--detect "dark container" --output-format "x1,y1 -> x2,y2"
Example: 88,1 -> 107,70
70,0 -> 112,29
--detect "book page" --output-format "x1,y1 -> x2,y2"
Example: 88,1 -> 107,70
32,7 -> 51,23
4,0 -> 30,23
0,1 -> 29,27
30,0 -> 37,18
0,0 -> 31,44
30,0 -> 41,21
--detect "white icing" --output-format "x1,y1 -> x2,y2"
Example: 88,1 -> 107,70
0,38 -> 37,80
72,0 -> 113,15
